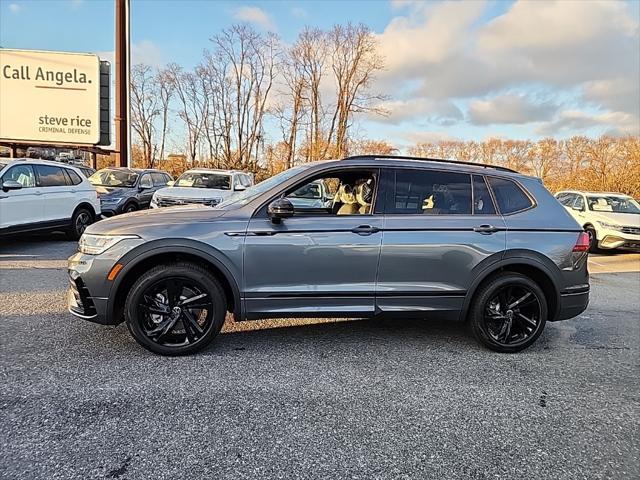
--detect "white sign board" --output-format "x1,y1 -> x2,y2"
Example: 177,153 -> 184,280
0,49 -> 101,145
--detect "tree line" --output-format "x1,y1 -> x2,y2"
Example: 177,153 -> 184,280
126,22 -> 639,197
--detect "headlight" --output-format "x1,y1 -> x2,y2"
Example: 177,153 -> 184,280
597,221 -> 622,231
79,234 -> 140,255
101,197 -> 123,204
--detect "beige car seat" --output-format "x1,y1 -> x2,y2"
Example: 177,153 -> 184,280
336,184 -> 359,215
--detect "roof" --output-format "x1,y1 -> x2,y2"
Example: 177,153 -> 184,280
0,158 -> 84,169
183,168 -> 250,175
556,189 -> 633,197
98,167 -> 168,173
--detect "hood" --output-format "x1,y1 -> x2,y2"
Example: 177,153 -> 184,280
86,205 -> 227,235
155,186 -> 234,200
590,211 -> 640,227
94,185 -> 134,197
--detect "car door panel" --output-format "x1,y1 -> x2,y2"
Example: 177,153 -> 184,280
243,215 -> 383,317
0,164 -> 43,228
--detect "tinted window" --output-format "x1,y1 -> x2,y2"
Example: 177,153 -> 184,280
487,177 -> 533,214
2,164 -> 36,187
241,174 -> 253,187
385,169 -> 472,215
139,174 -> 153,188
151,172 -> 168,186
36,165 -> 67,187
66,169 -> 83,185
556,193 -> 575,206
472,175 -> 496,215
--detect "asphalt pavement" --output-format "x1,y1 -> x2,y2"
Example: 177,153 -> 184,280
1,236 -> 639,480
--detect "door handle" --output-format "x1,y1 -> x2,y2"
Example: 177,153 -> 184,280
351,225 -> 380,235
473,224 -> 500,234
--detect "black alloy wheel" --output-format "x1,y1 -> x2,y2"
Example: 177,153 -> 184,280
124,203 -> 137,213
125,262 -> 226,355
470,273 -> 547,353
68,208 -> 93,240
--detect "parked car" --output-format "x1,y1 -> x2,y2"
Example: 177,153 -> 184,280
150,169 -> 253,208
68,155 -> 590,356
555,190 -> 640,252
0,158 -> 101,239
77,166 -> 96,178
88,167 -> 173,216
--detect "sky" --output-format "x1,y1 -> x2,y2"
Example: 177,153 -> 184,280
1,0 -> 639,151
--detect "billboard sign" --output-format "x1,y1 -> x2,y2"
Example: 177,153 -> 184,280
0,49 -> 102,145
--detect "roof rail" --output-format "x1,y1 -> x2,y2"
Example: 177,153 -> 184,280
343,154 -> 518,173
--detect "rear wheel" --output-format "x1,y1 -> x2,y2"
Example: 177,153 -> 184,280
469,273 -> 547,353
67,207 -> 93,240
125,262 -> 226,355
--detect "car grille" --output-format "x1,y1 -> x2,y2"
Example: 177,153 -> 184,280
156,196 -> 221,207
621,226 -> 640,235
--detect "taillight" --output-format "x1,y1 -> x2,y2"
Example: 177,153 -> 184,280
573,232 -> 590,252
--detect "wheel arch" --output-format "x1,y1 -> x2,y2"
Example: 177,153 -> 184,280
72,202 -> 97,219
107,240 -> 241,325
461,254 -> 561,322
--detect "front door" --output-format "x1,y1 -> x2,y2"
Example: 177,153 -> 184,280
243,168 -> 383,318
0,164 -> 43,229
376,168 -> 507,315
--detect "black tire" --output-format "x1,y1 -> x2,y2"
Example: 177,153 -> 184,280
123,202 -> 137,214
585,225 -> 600,253
125,262 -> 227,355
67,207 -> 94,240
469,273 -> 547,353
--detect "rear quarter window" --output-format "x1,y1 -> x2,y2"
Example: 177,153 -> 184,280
487,177 -> 533,214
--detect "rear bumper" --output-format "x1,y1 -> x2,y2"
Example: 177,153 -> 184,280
554,288 -> 589,321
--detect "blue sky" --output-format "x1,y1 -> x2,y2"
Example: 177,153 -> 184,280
1,0 -> 639,151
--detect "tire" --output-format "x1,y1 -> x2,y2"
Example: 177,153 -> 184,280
585,225 -> 600,253
125,262 -> 226,356
469,273 -> 547,353
67,207 -> 94,240
123,202 -> 137,214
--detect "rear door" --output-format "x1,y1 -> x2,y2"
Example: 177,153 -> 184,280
376,168 -> 507,315
34,164 -> 74,222
137,173 -> 155,207
0,164 -> 43,228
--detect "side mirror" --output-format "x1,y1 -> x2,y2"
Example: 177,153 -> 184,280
167,180 -> 175,187
267,198 -> 294,223
234,184 -> 247,192
2,180 -> 22,192
139,184 -> 151,191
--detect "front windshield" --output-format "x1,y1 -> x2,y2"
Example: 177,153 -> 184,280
587,195 -> 640,214
218,165 -> 308,209
89,169 -> 138,187
0,161 -> 8,170
175,172 -> 231,190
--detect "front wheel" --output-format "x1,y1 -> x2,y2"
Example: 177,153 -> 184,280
125,262 -> 227,355
469,273 -> 547,353
585,225 -> 600,253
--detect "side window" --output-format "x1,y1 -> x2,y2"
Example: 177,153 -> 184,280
139,174 -> 153,188
487,177 -> 533,214
2,165 -> 36,188
560,194 -> 576,207
573,195 -> 585,211
35,165 -> 67,187
151,172 -> 168,186
66,169 -> 83,186
283,169 -> 376,216
385,169 -> 472,215
240,174 -> 252,187
472,175 -> 496,215
164,174 -> 173,184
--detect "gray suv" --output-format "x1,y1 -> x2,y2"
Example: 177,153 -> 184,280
68,156 -> 590,355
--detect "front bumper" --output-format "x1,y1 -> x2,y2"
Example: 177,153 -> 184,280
597,229 -> 640,251
67,238 -> 144,325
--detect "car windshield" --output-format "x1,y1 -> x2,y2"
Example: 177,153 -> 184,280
587,195 -> 640,214
0,161 -> 8,170
89,169 -> 138,187
218,165 -> 309,209
175,172 -> 231,190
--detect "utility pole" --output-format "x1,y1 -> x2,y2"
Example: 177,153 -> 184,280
114,0 -> 130,168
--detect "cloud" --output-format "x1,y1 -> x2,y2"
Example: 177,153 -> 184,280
97,40 -> 164,68
468,94 -> 559,125
290,7 -> 307,19
373,0 -> 639,134
233,6 -> 276,31
536,110 -> 639,136
370,98 -> 463,125
402,130 -> 457,144
8,3 -> 20,13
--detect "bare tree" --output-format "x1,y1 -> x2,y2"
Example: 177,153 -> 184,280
156,67 -> 175,164
130,64 -> 160,168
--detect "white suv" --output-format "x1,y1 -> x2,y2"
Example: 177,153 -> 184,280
0,159 -> 101,239
151,169 -> 253,208
555,190 -> 640,252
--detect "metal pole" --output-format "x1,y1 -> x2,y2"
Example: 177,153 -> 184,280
114,0 -> 130,168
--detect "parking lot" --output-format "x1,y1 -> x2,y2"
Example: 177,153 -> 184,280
1,236 -> 639,480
